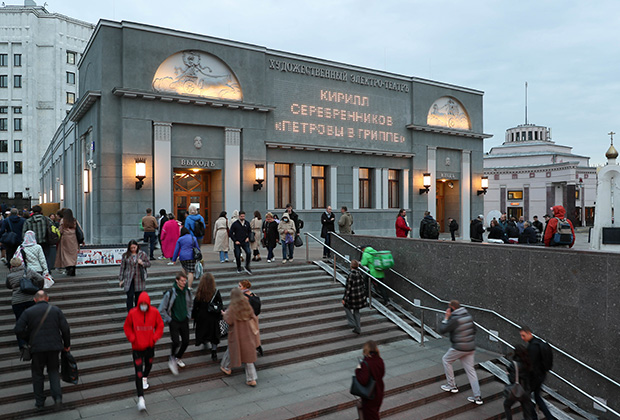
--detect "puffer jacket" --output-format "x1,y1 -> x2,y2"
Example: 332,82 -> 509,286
123,293 -> 164,351
438,307 -> 476,352
6,267 -> 44,305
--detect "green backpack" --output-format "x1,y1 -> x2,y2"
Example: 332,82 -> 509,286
372,251 -> 394,271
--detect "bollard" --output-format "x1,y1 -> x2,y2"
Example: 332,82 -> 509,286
420,310 -> 425,347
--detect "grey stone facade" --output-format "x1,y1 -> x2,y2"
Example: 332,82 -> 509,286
41,20 -> 490,245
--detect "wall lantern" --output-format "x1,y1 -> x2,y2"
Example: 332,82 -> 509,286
254,164 -> 265,191
83,169 -> 90,193
419,172 -> 431,194
60,184 -> 64,201
135,158 -> 146,190
477,176 -> 489,196
49,188 -> 53,202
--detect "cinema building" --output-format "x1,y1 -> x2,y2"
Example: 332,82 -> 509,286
40,20 -> 491,245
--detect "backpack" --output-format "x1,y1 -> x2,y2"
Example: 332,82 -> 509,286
552,218 -> 573,245
193,219 -> 205,238
372,250 -> 394,271
426,220 -> 440,239
247,292 -> 261,316
536,340 -> 554,372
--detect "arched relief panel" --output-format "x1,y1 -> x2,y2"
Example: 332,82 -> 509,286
426,97 -> 471,130
152,50 -> 242,101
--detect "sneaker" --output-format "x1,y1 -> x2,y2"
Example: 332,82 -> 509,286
237,268 -> 244,273
220,260 -> 225,263
0,257 -> 6,264
441,384 -> 459,393
225,258 -> 229,262
137,396 -> 146,411
267,259 -> 272,263
168,356 -> 179,375
149,257 -> 156,261
142,377 -> 149,390
289,258 -> 293,262
282,259 -> 287,264
467,396 -> 483,405
157,256 -> 165,260
167,262 -> 174,265
244,267 -> 253,275
176,358 -> 186,368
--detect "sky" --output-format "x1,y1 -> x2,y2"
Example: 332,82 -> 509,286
43,0 -> 620,166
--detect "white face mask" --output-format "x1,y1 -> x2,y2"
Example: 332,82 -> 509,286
140,304 -> 148,312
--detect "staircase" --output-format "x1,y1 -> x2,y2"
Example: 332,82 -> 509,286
0,261 -> 597,419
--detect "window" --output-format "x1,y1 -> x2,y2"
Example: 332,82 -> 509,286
14,139 -> 22,152
0,119 -> 7,131
66,71 -> 75,84
14,161 -> 22,174
388,169 -> 400,208
0,107 -> 6,114
507,190 -> 523,200
13,75 -> 21,88
0,75 -> 7,88
0,192 -> 7,198
0,161 -> 7,174
311,165 -> 326,209
13,106 -> 21,114
274,163 -> 291,209
359,168 -> 372,208
14,192 -> 22,199
66,51 -> 76,64
0,54 -> 6,67
0,140 -> 7,152
66,92 -> 75,105
13,54 -> 21,67
13,118 -> 21,131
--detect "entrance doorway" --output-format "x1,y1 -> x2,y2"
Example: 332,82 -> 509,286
436,180 -> 460,232
507,207 -> 523,220
173,170 -> 211,243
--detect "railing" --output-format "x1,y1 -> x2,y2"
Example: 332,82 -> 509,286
304,231 -> 620,418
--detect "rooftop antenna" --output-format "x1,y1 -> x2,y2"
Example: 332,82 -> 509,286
524,81 -> 528,125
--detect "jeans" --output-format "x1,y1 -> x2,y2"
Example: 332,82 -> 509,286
442,348 -> 481,397
323,232 -> 331,257
144,231 -> 156,258
221,348 -> 257,382
344,307 -> 361,333
267,246 -> 275,261
32,351 -> 62,406
219,251 -> 228,262
531,378 -> 554,419
169,319 -> 189,359
126,280 -> 142,312
234,242 -> 251,270
132,348 -> 154,397
12,301 -> 35,348
282,242 -> 294,260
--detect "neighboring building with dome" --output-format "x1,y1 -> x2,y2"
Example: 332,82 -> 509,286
483,123 -> 597,226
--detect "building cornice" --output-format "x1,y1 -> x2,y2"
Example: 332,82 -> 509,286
484,162 -> 597,175
265,141 -> 414,158
406,124 -> 492,139
68,90 -> 101,122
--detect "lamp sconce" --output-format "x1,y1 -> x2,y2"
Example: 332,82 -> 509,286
477,176 -> 489,196
135,158 -> 146,190
83,169 -> 90,194
254,164 -> 265,191
419,172 -> 431,195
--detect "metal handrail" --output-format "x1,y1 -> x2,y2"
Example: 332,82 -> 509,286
305,231 -> 619,418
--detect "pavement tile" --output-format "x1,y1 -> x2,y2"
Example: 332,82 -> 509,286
77,398 -> 138,418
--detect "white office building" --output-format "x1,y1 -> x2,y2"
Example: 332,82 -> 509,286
0,1 -> 93,205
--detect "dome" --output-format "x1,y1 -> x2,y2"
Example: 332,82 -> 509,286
606,144 -> 618,160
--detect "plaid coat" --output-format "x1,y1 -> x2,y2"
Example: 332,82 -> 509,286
343,268 -> 367,310
119,250 -> 151,292
22,214 -> 50,244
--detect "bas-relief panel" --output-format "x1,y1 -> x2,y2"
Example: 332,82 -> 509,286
427,97 -> 471,131
152,50 -> 242,101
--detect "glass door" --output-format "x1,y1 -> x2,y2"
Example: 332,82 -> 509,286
173,171 -> 211,243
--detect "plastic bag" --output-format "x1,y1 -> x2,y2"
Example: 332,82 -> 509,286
43,273 -> 55,289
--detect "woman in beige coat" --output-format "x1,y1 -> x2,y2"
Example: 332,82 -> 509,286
212,212 -> 229,263
250,211 -> 262,262
220,288 -> 261,386
55,208 -> 81,276
277,213 -> 296,263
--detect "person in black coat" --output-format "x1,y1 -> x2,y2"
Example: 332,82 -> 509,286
488,220 -> 508,243
470,215 -> 485,242
229,211 -> 252,274
320,205 -> 335,258
518,222 -> 538,244
520,327 -> 554,420
262,212 -> 279,263
504,344 -> 534,420
448,218 -> 459,241
14,290 -> 70,409
192,273 -> 223,361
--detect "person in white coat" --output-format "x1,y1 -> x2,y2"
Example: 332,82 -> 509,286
213,212 -> 229,263
20,230 -> 49,275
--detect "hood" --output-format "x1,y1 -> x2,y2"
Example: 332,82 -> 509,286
23,230 -> 37,247
424,215 -> 434,221
232,210 -> 239,218
552,205 -> 566,218
187,214 -> 201,221
281,214 -> 291,222
137,292 -> 151,306
8,215 -> 21,222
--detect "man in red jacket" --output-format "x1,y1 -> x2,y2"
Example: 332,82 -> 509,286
395,209 -> 412,238
123,292 -> 164,412
543,205 -> 575,248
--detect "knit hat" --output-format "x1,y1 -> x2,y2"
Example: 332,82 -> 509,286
10,258 -> 22,267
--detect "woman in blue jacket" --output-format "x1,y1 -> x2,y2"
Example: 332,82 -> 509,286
172,227 -> 200,288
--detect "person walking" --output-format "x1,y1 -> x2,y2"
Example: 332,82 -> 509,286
470,215 -> 485,242
172,227 -> 200,288
438,299 -> 483,405
354,340 -> 385,420
213,211 -> 230,263
119,239 -> 151,311
141,208 -> 158,261
250,211 -> 262,262
520,327 -> 555,420
192,272 -> 223,361
219,288 -> 261,387
14,291 -> 70,410
123,292 -> 164,412
6,257 -> 44,351
395,208 -> 411,238
229,211 -> 252,274
342,260 -> 366,335
278,213 -> 296,263
321,205 -> 335,259
360,246 -> 390,305
55,209 -> 81,277
22,205 -> 54,271
160,213 -> 181,261
21,230 -> 49,275
503,344 -> 534,420
262,212 -> 279,263
185,205 -> 206,244
543,205 -> 575,248
159,272 -> 193,375
419,211 -> 439,239
1,208 -> 25,268
157,209 -> 169,257
239,280 -> 263,356
338,206 -> 354,234
448,217 -> 459,241
285,203 -> 301,236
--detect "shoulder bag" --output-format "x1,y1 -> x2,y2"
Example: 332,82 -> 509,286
20,305 -> 52,362
1,218 -> 18,245
207,290 -> 221,313
504,360 -> 525,399
20,270 -> 40,295
350,360 -> 376,400
249,231 -> 256,243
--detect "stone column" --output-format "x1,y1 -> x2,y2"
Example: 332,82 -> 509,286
330,166 -> 338,208
267,162 -> 275,209
402,168 -> 410,210
224,128 -> 241,214
461,150 -> 471,240
352,167 -> 360,210
153,122 -> 172,214
381,168 -> 389,209
303,164 -> 312,210
295,164 -> 303,209
428,147 -> 437,217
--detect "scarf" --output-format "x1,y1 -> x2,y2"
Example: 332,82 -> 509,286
23,230 -> 37,247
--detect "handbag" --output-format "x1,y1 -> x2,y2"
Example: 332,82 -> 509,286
61,351 -> 79,384
207,290 -> 221,313
249,231 -> 256,243
294,234 -> 303,247
1,217 -> 18,245
20,274 -> 40,295
504,360 -> 525,399
219,319 -> 229,337
21,305 -> 52,362
75,223 -> 84,244
193,247 -> 203,261
350,360 -> 376,400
